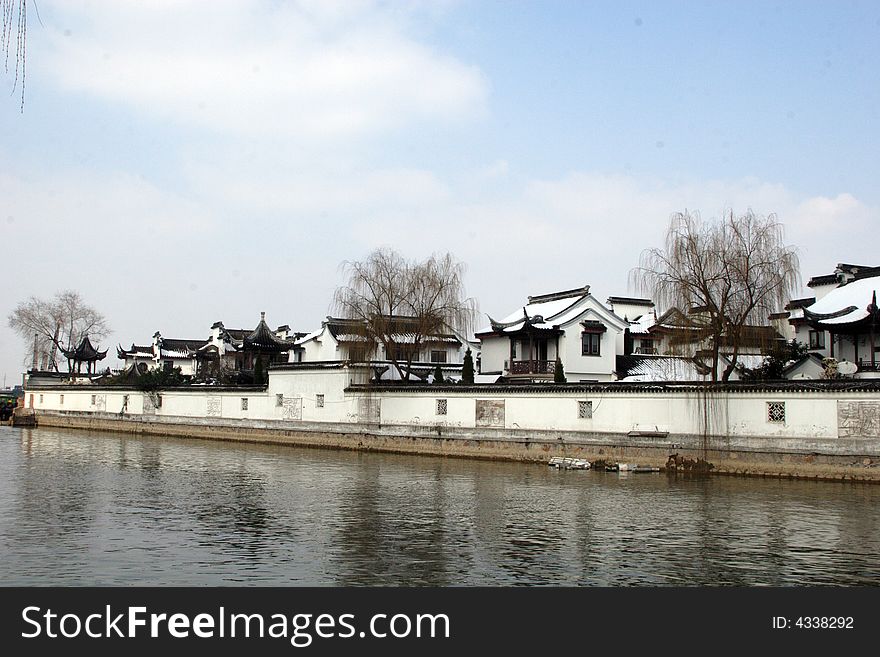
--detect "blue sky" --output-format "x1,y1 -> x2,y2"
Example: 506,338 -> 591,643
2,1 -> 878,383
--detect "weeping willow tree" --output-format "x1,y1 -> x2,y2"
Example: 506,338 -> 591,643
2,0 -> 29,111
633,210 -> 800,463
632,210 -> 800,382
333,248 -> 477,382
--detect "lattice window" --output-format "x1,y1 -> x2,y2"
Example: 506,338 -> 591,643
59,394 -> 64,405
276,393 -> 284,407
316,394 -> 325,408
436,399 -> 448,415
241,397 -> 248,411
767,401 -> 785,423
578,400 -> 593,419
91,395 -> 96,405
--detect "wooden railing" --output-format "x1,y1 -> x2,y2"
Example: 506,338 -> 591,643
510,359 -> 554,375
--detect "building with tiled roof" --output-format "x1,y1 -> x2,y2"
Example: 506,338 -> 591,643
476,285 -> 629,382
293,316 -> 468,382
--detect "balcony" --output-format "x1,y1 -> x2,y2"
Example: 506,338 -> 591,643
509,359 -> 555,375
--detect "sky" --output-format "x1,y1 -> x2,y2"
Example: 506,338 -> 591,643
2,0 -> 879,385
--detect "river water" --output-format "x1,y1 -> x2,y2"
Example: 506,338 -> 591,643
0,425 -> 877,586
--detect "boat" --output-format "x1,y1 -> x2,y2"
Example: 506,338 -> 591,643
548,457 -> 591,470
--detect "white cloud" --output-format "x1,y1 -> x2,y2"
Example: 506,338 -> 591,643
38,0 -> 487,139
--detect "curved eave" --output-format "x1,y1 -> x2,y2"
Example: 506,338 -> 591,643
805,315 -> 877,334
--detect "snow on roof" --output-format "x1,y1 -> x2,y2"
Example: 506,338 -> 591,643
294,327 -> 324,346
729,354 -> 767,370
159,349 -> 196,359
477,294 -> 587,334
619,356 -> 708,382
805,274 -> 879,325
628,312 -> 657,335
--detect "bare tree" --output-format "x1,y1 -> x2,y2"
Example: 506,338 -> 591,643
8,290 -> 110,371
632,210 -> 800,381
333,248 -> 477,381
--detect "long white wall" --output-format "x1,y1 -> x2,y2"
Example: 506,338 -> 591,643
24,366 -> 880,447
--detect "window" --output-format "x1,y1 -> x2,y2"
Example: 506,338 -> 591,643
39,394 -> 43,404
276,393 -> 284,407
316,394 -> 325,408
60,394 -> 64,405
436,399 -> 448,415
639,339 -> 655,354
156,395 -> 162,409
241,398 -> 248,411
163,360 -> 173,371
349,347 -> 368,362
582,333 -> 601,356
809,330 -> 825,349
91,394 -> 96,405
767,401 -> 785,423
510,342 -> 517,359
578,400 -> 593,419
430,350 -> 447,363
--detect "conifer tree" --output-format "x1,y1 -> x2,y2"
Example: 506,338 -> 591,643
554,357 -> 566,383
462,348 -> 475,384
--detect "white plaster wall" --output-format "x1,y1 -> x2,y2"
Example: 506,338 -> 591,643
478,337 -> 510,374
609,302 -> 653,323
560,331 -> 616,381
298,329 -> 341,362
27,370 -> 873,442
379,393 -> 476,428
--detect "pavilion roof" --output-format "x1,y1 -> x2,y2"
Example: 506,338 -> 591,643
62,335 -> 108,362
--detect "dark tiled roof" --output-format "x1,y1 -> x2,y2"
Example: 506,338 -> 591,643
244,315 -> 291,352
581,320 -> 607,332
160,338 -> 209,351
326,316 -> 460,344
807,274 -> 840,287
606,296 -> 654,307
61,336 -> 108,361
117,343 -> 153,356
785,297 -> 815,310
852,266 -> 880,281
527,285 -> 590,304
346,380 -> 880,394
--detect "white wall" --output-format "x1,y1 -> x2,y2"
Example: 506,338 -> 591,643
478,336 -> 510,374
28,364 -> 880,444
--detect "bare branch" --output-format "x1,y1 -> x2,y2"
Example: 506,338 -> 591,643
332,248 -> 477,381
8,289 -> 110,372
631,209 -> 800,381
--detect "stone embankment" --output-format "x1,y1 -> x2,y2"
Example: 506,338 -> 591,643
27,411 -> 880,483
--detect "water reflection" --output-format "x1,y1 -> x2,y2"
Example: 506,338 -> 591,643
0,425 -> 878,586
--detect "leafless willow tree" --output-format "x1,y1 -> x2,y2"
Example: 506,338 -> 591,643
8,290 -> 110,371
632,210 -> 800,382
333,248 -> 477,381
2,0 -> 29,111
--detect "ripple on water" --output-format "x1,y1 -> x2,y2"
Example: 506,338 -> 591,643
0,426 -> 878,585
